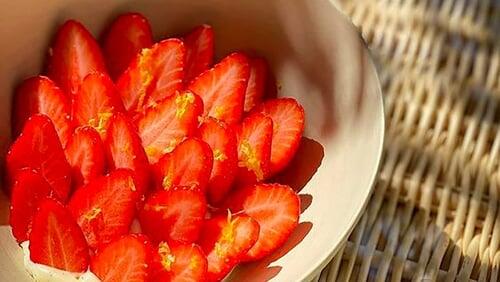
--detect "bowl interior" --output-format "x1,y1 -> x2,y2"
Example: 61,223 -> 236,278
0,0 -> 384,281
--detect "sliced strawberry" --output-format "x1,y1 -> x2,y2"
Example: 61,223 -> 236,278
137,91 -> 203,163
91,234 -> 151,282
252,98 -> 305,176
12,76 -> 72,146
6,115 -> 72,201
224,183 -> 300,261
72,72 -> 124,138
139,186 -> 206,244
102,13 -> 153,80
116,38 -> 185,112
243,57 -> 269,112
150,242 -> 207,282
235,113 -> 273,186
197,118 -> 237,205
47,20 -> 106,96
183,24 -> 215,82
105,113 -> 150,195
65,126 -> 106,188
68,169 -> 138,249
198,213 -> 260,281
153,138 -> 213,192
188,52 -> 250,124
29,198 -> 89,272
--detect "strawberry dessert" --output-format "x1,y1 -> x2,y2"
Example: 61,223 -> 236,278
6,12 -> 306,282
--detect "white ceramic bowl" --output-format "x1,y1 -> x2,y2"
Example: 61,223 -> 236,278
0,0 -> 384,281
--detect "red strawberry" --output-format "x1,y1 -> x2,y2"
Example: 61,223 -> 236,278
6,115 -> 72,201
139,186 -> 206,244
252,98 -> 305,176
153,138 -> 213,192
224,183 -> 300,261
29,198 -> 89,272
65,126 -> 106,188
183,24 -> 214,82
72,72 -> 125,138
150,242 -> 207,282
103,13 -> 153,80
68,169 -> 138,249
105,113 -> 150,195
12,76 -> 72,146
137,91 -> 203,163
198,213 -> 260,281
197,118 -> 237,205
235,113 -> 273,186
117,38 -> 185,112
188,52 -> 250,124
91,234 -> 151,282
47,20 -> 106,96
243,57 -> 268,112
9,169 -> 53,242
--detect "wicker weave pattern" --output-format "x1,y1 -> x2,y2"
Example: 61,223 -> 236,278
316,0 -> 500,281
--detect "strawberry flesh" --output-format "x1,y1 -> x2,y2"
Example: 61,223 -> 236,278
183,24 -> 215,82
244,57 -> 268,112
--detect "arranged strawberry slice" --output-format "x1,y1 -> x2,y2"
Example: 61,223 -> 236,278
198,213 -> 260,281
252,98 -> 305,176
29,198 -> 89,272
91,234 -> 151,282
243,57 -> 269,112
6,115 -> 72,201
105,113 -> 150,195
65,126 -> 106,188
188,52 -> 250,124
153,138 -> 213,192
137,91 -> 203,163
72,72 -> 125,138
116,38 -> 185,112
102,13 -> 153,80
235,113 -> 273,186
150,242 -> 208,282
12,76 -> 72,146
47,20 -> 106,96
68,169 -> 138,249
224,183 -> 300,261
139,186 -> 206,244
9,169 -> 53,242
197,118 -> 237,205
183,24 -> 215,82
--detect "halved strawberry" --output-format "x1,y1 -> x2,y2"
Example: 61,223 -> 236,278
68,169 -> 138,249
116,38 -> 185,112
72,72 -> 125,138
91,234 -> 151,282
102,13 -> 153,80
235,113 -> 273,186
6,115 -> 72,201
153,138 -> 213,192
150,242 -> 207,282
9,169 -> 53,242
188,52 -> 250,124
65,126 -> 105,188
252,98 -> 305,176
183,24 -> 214,82
243,57 -> 268,112
224,183 -> 300,261
105,113 -> 150,195
47,20 -> 106,96
12,76 -> 72,146
197,118 -> 237,205
198,213 -> 260,281
29,198 -> 89,272
137,91 -> 203,163
139,186 -> 206,244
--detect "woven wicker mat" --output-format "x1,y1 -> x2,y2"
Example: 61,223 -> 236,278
313,0 -> 500,281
